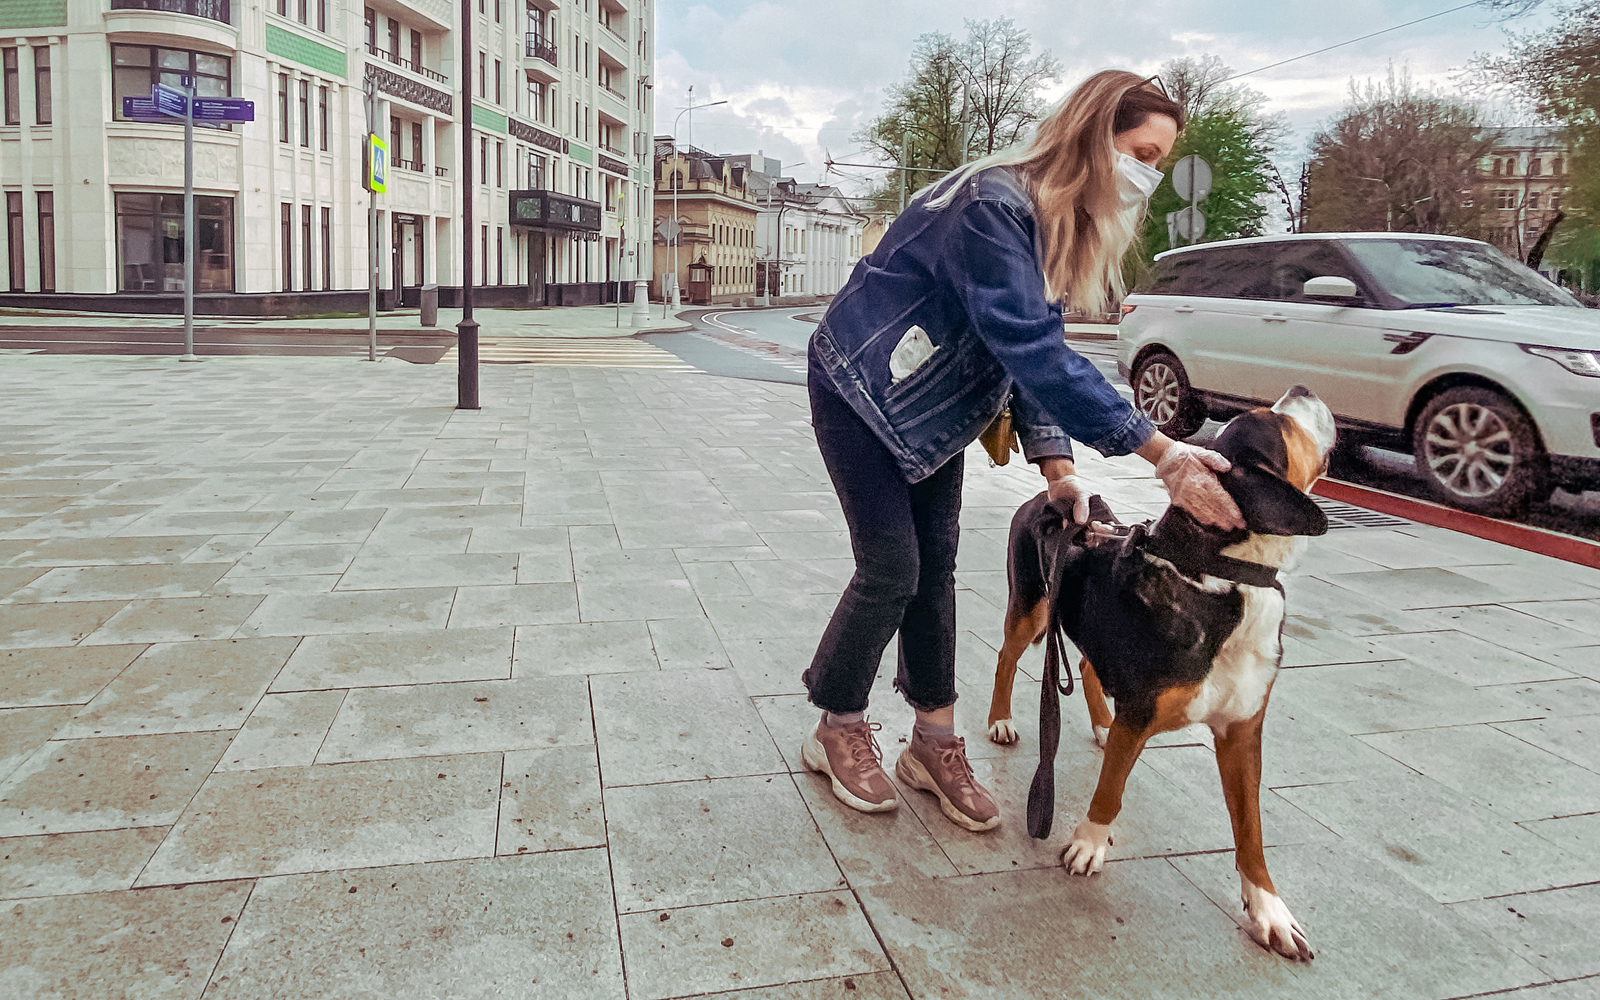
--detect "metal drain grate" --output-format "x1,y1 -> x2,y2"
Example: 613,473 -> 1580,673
1312,495 -> 1413,530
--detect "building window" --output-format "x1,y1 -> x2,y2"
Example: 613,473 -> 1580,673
528,79 -> 545,123
3,49 -> 17,125
319,85 -> 328,150
280,202 -> 293,290
481,224 -> 488,284
496,141 -> 503,187
494,59 -> 501,105
390,116 -> 401,167
496,226 -> 504,284
297,0 -> 308,23
1553,157 -> 1564,176
495,0 -> 502,22
37,191 -> 54,292
276,0 -> 286,13
411,30 -> 422,73
298,80 -> 310,147
412,121 -> 423,169
480,135 -> 488,184
277,75 -> 289,141
116,193 -> 234,293
1552,191 -> 1563,211
33,47 -> 50,125
112,46 -> 232,128
318,0 -> 327,32
1495,189 -> 1517,210
5,192 -> 21,291
1530,158 -> 1542,177
301,204 -> 314,290
529,152 -> 545,189
321,206 -> 332,290
1529,192 -> 1541,211
364,8 -> 376,53
478,52 -> 485,98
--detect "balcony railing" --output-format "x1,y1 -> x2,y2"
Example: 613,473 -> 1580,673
435,165 -> 449,177
395,158 -> 426,173
599,142 -> 626,157
525,34 -> 557,64
110,0 -> 231,25
364,43 -> 448,84
600,84 -> 627,104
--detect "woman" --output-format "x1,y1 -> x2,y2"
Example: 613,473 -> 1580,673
800,71 -> 1245,833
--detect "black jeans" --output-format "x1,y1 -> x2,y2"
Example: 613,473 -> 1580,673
804,370 -> 963,714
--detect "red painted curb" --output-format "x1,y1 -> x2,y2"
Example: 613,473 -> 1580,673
1313,478 -> 1600,571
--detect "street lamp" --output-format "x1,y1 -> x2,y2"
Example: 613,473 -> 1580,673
669,99 -> 727,309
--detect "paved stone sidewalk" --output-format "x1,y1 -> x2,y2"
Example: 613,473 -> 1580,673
1,354 -> 1598,999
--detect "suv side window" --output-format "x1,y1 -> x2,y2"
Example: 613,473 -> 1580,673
1240,243 -> 1370,304
1139,246 -> 1261,298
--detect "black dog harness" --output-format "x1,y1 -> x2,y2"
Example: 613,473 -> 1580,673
1024,498 -> 1282,841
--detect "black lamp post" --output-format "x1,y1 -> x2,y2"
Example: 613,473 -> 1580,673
457,0 -> 480,409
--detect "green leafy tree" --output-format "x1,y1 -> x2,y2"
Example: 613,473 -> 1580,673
1132,58 -> 1284,273
1303,68 -> 1493,236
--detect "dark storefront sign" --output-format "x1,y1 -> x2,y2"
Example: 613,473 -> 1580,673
508,189 -> 601,233
596,152 -> 628,176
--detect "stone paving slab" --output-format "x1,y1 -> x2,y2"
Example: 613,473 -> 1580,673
0,354 -> 1595,999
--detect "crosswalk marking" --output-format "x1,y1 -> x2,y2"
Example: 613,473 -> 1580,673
436,337 -> 699,370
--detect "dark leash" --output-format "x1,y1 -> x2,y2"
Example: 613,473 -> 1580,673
1026,495 -> 1125,841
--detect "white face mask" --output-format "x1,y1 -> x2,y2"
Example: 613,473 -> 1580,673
1116,152 -> 1164,205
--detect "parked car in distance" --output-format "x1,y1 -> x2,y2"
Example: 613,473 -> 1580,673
1118,233 -> 1600,516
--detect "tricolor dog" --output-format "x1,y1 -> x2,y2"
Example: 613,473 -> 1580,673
988,386 -> 1335,961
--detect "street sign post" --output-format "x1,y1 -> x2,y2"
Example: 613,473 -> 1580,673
1169,154 -> 1213,247
362,82 -> 382,363
118,85 -> 253,361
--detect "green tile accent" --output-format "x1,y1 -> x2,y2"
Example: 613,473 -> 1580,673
471,105 -> 507,134
567,143 -> 592,165
265,24 -> 346,78
0,0 -> 66,28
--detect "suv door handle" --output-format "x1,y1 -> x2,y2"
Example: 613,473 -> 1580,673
1261,313 -> 1289,323
1173,305 -> 1195,314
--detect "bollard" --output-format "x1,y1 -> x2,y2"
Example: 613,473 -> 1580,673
420,283 -> 439,327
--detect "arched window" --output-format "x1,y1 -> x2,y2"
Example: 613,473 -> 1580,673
1492,159 -> 1501,176
1530,157 -> 1542,176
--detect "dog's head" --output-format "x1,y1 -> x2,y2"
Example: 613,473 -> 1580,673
1211,386 -> 1336,537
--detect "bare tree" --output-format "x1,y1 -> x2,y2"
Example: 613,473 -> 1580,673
1305,68 -> 1495,235
1161,55 -> 1288,153
854,32 -> 968,210
956,18 -> 1061,156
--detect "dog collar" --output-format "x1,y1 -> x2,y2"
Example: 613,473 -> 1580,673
1137,523 -> 1281,590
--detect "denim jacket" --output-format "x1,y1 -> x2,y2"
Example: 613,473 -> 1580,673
810,166 -> 1154,483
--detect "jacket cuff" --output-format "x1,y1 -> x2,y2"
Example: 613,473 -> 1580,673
1087,408 -> 1158,458
1019,425 -> 1073,463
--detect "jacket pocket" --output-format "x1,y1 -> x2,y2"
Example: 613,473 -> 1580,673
880,339 -> 956,414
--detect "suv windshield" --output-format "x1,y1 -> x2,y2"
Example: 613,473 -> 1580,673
1342,239 -> 1581,308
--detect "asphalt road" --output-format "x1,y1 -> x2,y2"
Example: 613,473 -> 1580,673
0,327 -> 455,361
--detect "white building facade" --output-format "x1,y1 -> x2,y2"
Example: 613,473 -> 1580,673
0,0 -> 654,310
728,153 -> 863,301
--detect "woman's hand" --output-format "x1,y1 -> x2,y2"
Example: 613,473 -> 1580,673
1038,458 -> 1091,525
1136,433 -> 1246,531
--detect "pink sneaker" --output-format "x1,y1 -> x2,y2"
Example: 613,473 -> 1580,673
801,717 -> 898,813
895,733 -> 1000,832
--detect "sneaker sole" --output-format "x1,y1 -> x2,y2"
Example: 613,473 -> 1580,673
894,750 -> 1001,832
801,730 -> 897,813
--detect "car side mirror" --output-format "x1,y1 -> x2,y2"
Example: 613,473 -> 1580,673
1303,275 -> 1359,298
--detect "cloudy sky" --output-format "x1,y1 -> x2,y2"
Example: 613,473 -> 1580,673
652,0 -> 1556,191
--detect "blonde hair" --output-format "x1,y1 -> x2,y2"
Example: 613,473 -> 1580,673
921,70 -> 1181,315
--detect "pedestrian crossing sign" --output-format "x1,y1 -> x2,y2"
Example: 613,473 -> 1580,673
364,134 -> 388,194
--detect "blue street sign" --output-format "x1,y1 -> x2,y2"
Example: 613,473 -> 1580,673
152,83 -> 188,117
191,98 -> 255,122
121,96 -> 166,120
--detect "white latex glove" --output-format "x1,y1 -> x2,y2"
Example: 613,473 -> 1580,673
1046,474 -> 1091,525
1154,442 -> 1247,530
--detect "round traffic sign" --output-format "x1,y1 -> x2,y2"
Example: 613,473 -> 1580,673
1172,155 -> 1213,203
1174,206 -> 1207,242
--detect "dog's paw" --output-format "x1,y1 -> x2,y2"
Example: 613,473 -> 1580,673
1240,876 -> 1313,961
1061,820 -> 1112,875
987,719 -> 1019,745
1092,725 -> 1109,748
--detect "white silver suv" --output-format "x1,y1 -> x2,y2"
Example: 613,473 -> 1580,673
1118,233 -> 1600,516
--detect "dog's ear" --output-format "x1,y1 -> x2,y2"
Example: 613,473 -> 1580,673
1219,457 -> 1329,536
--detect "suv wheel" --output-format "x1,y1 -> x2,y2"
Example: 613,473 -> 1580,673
1412,387 -> 1547,517
1132,352 -> 1205,440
